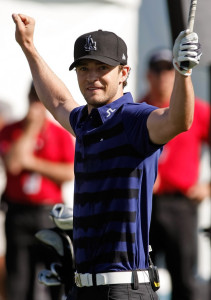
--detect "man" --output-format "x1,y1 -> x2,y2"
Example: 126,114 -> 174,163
12,13 -> 201,300
137,48 -> 211,300
0,82 -> 75,300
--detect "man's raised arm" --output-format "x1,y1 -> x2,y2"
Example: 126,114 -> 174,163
147,29 -> 202,145
12,14 -> 79,135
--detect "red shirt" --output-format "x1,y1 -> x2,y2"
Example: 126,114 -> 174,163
0,119 -> 75,205
139,96 -> 210,194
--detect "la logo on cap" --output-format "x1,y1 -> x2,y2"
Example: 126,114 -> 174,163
84,35 -> 97,51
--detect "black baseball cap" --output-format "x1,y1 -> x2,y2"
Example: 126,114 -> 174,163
69,30 -> 128,70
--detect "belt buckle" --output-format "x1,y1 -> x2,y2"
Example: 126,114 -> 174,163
75,273 -> 82,287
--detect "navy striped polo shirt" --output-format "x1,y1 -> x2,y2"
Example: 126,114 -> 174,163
69,92 -> 162,273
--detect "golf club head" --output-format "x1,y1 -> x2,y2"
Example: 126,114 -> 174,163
50,262 -> 63,280
50,203 -> 73,230
35,228 -> 64,256
38,269 -> 61,286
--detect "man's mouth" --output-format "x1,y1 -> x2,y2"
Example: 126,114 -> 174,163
87,87 -> 102,90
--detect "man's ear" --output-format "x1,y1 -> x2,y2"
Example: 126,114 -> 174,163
120,65 -> 130,84
122,65 -> 130,77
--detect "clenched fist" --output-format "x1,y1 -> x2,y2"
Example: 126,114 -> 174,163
12,14 -> 35,50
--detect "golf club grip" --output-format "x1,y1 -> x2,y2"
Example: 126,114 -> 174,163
180,0 -> 198,69
187,0 -> 197,32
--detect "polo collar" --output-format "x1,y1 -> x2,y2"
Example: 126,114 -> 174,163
97,92 -> 133,123
79,92 -> 133,125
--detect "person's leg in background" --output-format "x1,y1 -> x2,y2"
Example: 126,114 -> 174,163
5,205 -> 63,300
163,196 -> 198,300
151,195 -> 198,300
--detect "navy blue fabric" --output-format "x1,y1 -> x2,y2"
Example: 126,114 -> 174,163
69,93 -> 163,273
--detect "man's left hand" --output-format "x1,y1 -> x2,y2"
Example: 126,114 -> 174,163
173,29 -> 202,76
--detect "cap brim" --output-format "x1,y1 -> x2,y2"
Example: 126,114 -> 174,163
69,55 -> 120,70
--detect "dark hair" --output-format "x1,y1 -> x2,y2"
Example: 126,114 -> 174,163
28,82 -> 39,102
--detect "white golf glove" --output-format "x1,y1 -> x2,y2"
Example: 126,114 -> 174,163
173,29 -> 202,76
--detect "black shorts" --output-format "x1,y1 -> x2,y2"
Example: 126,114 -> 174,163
67,283 -> 158,300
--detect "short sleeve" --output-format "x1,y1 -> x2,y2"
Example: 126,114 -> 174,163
122,102 -> 163,156
194,99 -> 211,143
69,106 -> 85,135
58,128 -> 75,163
0,125 -> 14,156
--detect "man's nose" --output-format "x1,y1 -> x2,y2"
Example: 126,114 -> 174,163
86,70 -> 99,82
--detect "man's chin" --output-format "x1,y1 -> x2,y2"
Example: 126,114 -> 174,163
85,97 -> 107,108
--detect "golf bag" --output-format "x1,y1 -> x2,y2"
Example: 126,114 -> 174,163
35,204 -> 75,297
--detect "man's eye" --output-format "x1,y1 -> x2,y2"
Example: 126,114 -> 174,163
100,65 -> 108,70
77,66 -> 87,71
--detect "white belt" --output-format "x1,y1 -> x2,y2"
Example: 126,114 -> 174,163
75,270 -> 150,287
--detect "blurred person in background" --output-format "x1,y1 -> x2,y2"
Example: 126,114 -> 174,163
137,48 -> 211,300
0,100 -> 12,300
0,82 -> 75,300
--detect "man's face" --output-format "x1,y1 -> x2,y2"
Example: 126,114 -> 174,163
76,60 -> 129,112
147,61 -> 175,97
27,99 -> 46,124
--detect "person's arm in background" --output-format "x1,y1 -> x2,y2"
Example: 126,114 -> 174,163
147,30 -> 202,145
2,102 -> 74,185
12,13 -> 79,135
186,183 -> 210,202
187,100 -> 211,202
